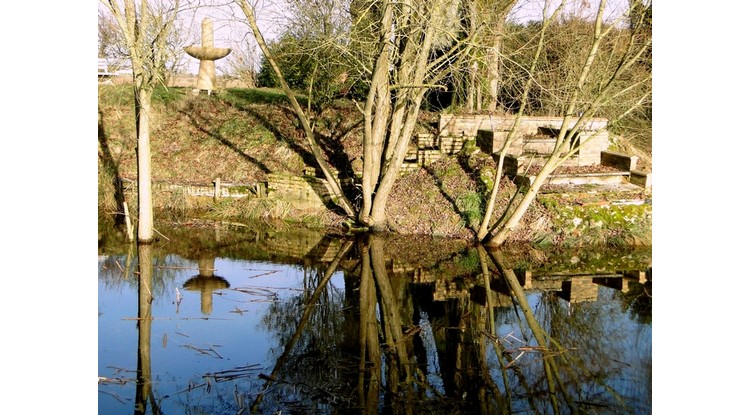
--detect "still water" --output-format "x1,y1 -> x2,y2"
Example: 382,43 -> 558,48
98,225 -> 651,414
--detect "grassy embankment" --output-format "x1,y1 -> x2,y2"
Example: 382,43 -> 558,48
98,84 -> 651,247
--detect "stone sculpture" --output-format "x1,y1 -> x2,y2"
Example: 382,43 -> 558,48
184,18 -> 231,94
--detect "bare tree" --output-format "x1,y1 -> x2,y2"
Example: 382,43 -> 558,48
477,0 -> 566,241
231,0 -> 649,242
483,0 -> 652,246
234,0 -> 357,217
99,3 -> 190,78
235,0 -> 515,231
99,7 -> 128,68
221,36 -> 258,87
451,0 -> 517,112
163,15 -> 193,82
350,0 -> 476,230
100,0 -> 183,242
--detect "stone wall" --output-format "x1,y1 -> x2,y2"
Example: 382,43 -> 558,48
439,114 -> 608,138
452,114 -> 610,166
154,181 -> 254,199
266,173 -> 335,210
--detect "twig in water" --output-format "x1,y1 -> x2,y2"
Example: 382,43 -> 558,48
182,343 -> 225,359
98,389 -> 129,404
106,366 -> 135,375
123,317 -> 231,321
235,387 -> 247,415
247,270 -> 280,279
170,380 -> 208,397
98,376 -> 131,385
209,345 -> 224,359
505,351 -> 526,368
504,332 -> 525,345
220,221 -> 249,228
155,265 -> 195,270
152,227 -> 171,241
204,364 -> 262,382
230,306 -> 249,315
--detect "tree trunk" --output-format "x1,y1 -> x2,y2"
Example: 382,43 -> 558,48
359,0 -> 437,231
484,248 -> 563,412
479,2 -> 565,243
135,88 -> 154,243
357,237 -> 381,412
135,242 -> 156,413
367,93 -> 423,231
369,235 -> 412,392
102,0 -> 180,244
486,33 -> 501,111
484,160 -> 556,247
359,6 -> 393,226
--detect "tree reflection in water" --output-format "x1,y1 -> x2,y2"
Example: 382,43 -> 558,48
134,243 -> 161,415
251,235 -> 651,414
99,229 -> 650,414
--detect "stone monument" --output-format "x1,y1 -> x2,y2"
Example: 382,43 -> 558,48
184,18 -> 231,94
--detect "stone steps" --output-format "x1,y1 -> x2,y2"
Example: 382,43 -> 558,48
501,150 -> 651,192
402,119 -> 651,193
513,171 -> 633,189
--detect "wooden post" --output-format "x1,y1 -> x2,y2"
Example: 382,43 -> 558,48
123,201 -> 134,242
257,182 -> 267,198
213,177 -> 221,201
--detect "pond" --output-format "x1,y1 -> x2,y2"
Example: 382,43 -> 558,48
98,224 -> 652,414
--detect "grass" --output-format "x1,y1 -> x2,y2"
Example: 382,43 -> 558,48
207,197 -> 293,226
98,83 -> 652,246
219,87 -> 308,107
98,84 -> 187,106
539,199 -> 653,247
456,191 -> 484,230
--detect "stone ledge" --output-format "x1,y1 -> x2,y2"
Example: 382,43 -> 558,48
601,151 -> 638,171
514,171 -> 630,188
629,170 -> 652,188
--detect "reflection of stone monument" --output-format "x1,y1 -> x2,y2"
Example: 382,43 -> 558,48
183,258 -> 230,315
184,18 -> 231,94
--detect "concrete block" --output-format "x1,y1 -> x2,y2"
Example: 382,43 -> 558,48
476,129 -> 522,155
522,138 -> 559,155
629,170 -> 652,188
601,151 -> 639,171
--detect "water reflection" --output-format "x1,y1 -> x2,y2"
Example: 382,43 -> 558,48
135,243 -> 158,414
183,258 -> 230,315
98,226 -> 651,414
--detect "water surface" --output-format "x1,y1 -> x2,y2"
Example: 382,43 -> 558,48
98,225 -> 651,414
